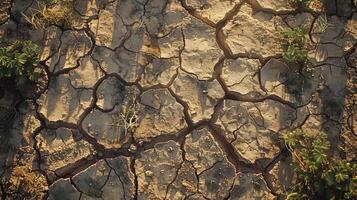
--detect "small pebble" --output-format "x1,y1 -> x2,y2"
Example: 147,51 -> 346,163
145,170 -> 154,177
129,145 -> 137,152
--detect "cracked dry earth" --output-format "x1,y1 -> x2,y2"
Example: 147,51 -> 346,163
0,0 -> 357,199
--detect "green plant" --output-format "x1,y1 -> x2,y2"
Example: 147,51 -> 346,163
0,40 -> 41,88
282,27 -> 309,65
285,129 -> 357,200
23,0 -> 75,29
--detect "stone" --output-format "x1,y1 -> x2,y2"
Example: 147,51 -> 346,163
75,0 -> 111,17
135,88 -> 187,141
139,57 -> 180,88
254,0 -> 294,12
92,47 -> 143,82
222,58 -> 263,95
199,161 -> 236,199
284,12 -> 314,28
35,128 -> 94,172
165,161 -> 198,199
45,30 -> 93,73
69,56 -> 104,88
186,0 -> 241,24
38,75 -> 92,123
171,70 -> 225,123
158,28 -> 184,58
89,2 -> 128,49
116,0 -> 144,25
181,17 -> 223,80
136,140 -> 183,199
267,155 -> 294,195
324,0 -> 352,17
184,127 -> 226,174
222,4 -> 287,57
229,173 -> 275,199
143,0 -> 186,36
214,100 -> 282,165
39,25 -> 62,61
260,59 -> 289,93
73,157 -> 135,199
0,0 -> 352,198
96,76 -> 126,110
48,178 -> 81,200
106,157 -> 136,199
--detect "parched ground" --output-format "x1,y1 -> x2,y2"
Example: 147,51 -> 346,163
0,0 -> 356,199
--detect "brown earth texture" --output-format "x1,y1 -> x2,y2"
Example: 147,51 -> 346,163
0,0 -> 357,199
